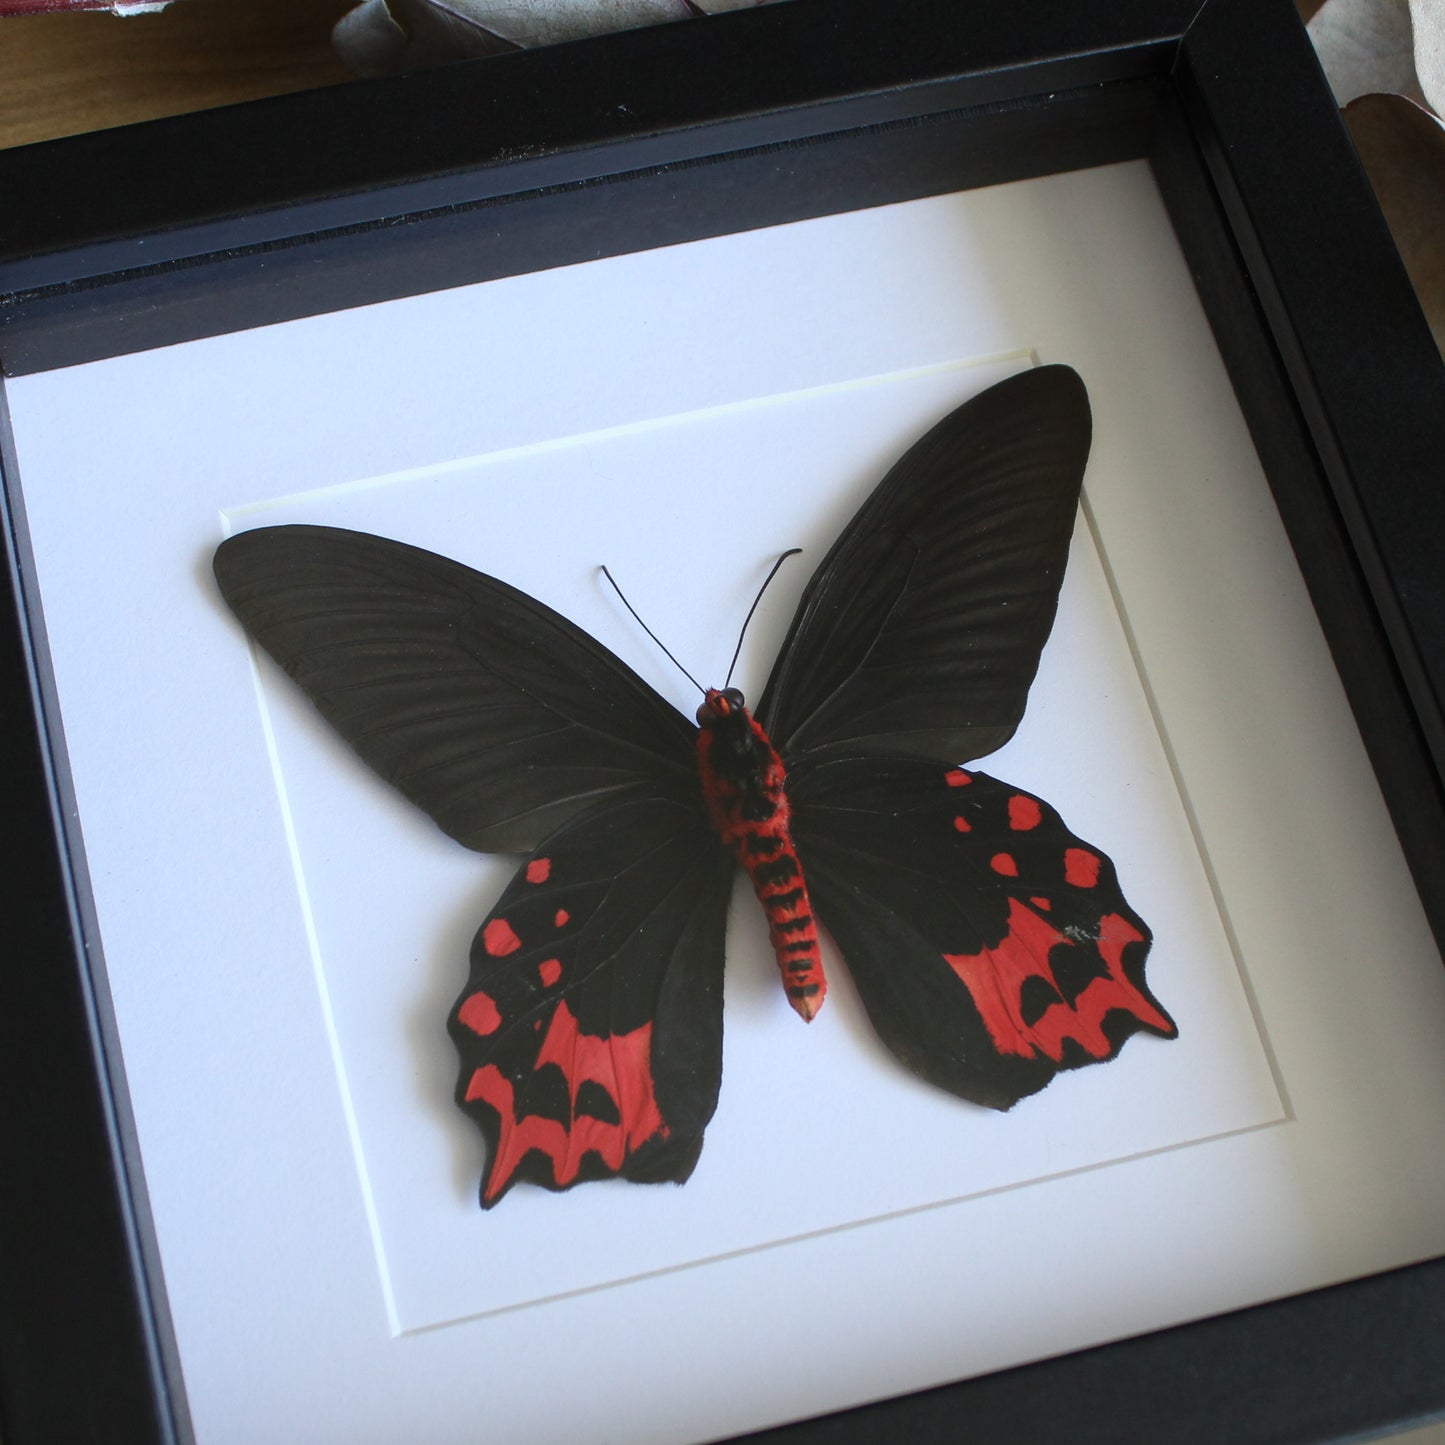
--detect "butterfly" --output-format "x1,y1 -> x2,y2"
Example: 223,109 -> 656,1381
212,364 -> 1177,1208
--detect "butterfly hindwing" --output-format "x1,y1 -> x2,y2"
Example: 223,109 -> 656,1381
789,755 -> 1176,1110
449,788 -> 735,1206
758,365 -> 1092,765
213,525 -> 697,853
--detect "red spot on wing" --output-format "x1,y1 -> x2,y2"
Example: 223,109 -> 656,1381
1030,896 -> 1052,911
945,901 -> 1172,1063
482,918 -> 521,956
1065,848 -> 1100,887
538,958 -> 562,987
990,853 -> 1019,876
1008,795 -> 1042,830
458,991 -> 502,1036
554,909 -> 570,928
953,815 -> 972,833
526,857 -> 551,884
945,769 -> 973,787
466,1000 -> 666,1203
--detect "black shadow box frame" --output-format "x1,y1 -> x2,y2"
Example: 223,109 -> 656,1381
3,0 -> 1445,1441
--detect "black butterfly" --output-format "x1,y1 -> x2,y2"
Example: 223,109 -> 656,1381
213,365 -> 1176,1208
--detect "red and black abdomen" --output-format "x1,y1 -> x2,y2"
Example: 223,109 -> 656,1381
695,687 -> 826,1021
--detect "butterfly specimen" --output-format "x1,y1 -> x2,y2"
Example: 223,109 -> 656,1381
213,365 -> 1176,1208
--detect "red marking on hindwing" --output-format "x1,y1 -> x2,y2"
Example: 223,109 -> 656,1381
1030,896 -> 1052,911
1097,913 -> 1174,1036
482,918 -> 521,956
953,815 -> 972,833
465,1000 -> 666,1202
945,768 -> 973,787
526,857 -> 551,884
1065,848 -> 1100,887
554,909 -> 570,928
538,958 -> 562,987
1008,795 -> 1042,830
945,900 -> 1172,1062
990,853 -> 1019,876
458,991 -> 502,1036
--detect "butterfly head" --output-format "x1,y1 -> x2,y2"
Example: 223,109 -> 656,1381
696,686 -> 780,792
696,686 -> 747,726
696,686 -> 766,776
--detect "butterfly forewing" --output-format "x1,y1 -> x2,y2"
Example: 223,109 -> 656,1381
449,789 -> 734,1205
757,366 -> 1092,764
789,755 -> 1176,1109
213,525 -> 697,853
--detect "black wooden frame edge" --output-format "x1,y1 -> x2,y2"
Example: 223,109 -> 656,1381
0,398 -> 183,1445
0,75 -> 1170,377
1159,12 -> 1445,970
3,1 -> 1445,1442
0,0 -> 1202,293
1181,0 -> 1445,782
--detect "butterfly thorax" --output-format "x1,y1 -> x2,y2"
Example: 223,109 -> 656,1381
695,687 -> 826,1021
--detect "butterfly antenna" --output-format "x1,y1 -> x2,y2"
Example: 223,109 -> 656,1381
724,548 -> 802,688
599,565 -> 706,695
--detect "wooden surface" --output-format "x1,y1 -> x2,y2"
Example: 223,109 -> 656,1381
0,0 -> 356,149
